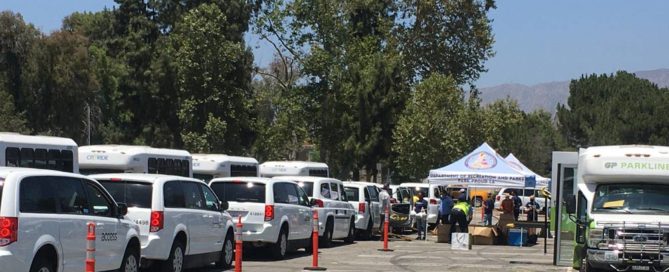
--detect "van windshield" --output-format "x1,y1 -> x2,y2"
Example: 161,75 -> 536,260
99,180 -> 152,208
210,182 -> 266,203
593,183 -> 669,214
298,182 -> 314,197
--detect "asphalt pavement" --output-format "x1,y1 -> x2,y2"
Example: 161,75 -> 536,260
185,230 -> 573,272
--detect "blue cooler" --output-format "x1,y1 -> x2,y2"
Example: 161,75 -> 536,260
507,228 -> 528,246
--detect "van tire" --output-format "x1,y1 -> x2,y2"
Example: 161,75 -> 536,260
161,239 -> 185,272
271,227 -> 289,260
29,254 -> 55,272
320,218 -> 334,248
120,245 -> 139,272
215,231 -> 234,269
344,218 -> 356,243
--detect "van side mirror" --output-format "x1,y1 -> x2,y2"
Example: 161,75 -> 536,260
565,195 -> 576,214
219,201 -> 229,212
117,203 -> 128,217
309,198 -> 317,207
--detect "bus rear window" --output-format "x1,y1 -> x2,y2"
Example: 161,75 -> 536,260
344,187 -> 359,201
99,180 -> 152,208
298,182 -> 314,197
210,182 -> 266,203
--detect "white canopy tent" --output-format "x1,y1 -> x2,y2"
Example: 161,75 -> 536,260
428,143 -> 534,189
504,153 -> 551,189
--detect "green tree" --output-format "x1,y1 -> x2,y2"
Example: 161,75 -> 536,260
392,74 -> 466,180
171,3 -> 254,153
557,71 -> 669,147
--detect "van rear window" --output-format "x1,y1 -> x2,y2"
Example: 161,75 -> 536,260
210,182 -> 266,203
344,187 -> 359,201
99,180 -> 152,208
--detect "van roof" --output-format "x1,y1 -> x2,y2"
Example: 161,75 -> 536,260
192,154 -> 258,164
276,176 -> 340,183
89,173 -> 202,184
209,176 -> 295,185
0,132 -> 77,146
0,166 -> 84,179
343,181 -> 379,187
399,182 -> 430,188
80,145 -> 191,157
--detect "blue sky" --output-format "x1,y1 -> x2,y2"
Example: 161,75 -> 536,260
2,0 -> 668,87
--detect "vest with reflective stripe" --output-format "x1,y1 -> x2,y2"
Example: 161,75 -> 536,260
453,201 -> 470,217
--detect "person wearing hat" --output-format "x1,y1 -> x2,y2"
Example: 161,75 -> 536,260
449,194 -> 472,237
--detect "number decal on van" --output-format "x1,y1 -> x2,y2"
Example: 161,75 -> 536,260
100,232 -> 118,242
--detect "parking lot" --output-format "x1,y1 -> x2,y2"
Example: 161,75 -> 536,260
188,232 -> 571,272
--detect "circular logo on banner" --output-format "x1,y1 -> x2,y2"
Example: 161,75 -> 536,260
465,152 -> 497,170
508,161 -> 524,172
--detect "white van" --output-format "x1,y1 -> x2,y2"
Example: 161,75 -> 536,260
0,132 -> 78,173
343,181 -> 382,239
0,167 -> 140,272
79,145 -> 192,177
282,176 -> 355,246
209,177 -> 313,259
398,182 -> 442,225
192,154 -> 259,182
493,188 -> 546,212
92,174 -> 235,271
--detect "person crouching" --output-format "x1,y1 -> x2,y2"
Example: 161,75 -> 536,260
450,195 -> 472,238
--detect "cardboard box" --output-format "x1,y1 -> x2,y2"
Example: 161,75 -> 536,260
468,225 -> 499,245
437,224 -> 452,243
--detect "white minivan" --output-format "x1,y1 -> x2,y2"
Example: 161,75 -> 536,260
493,188 -> 546,212
399,182 -> 442,225
92,173 -> 235,272
282,176 -> 355,247
209,177 -> 313,259
343,181 -> 382,239
0,167 -> 141,272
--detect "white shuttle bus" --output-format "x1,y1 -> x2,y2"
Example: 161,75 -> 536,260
192,154 -> 259,182
570,145 -> 669,272
0,132 -> 78,173
259,161 -> 329,178
79,144 -> 192,177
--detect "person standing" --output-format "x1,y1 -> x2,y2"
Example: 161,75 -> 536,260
525,195 -> 540,222
450,195 -> 472,238
414,192 -> 428,240
438,190 -> 453,225
379,184 -> 391,227
511,191 -> 522,221
483,193 -> 494,226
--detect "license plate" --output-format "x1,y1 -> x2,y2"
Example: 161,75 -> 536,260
604,251 -> 619,262
632,266 -> 649,271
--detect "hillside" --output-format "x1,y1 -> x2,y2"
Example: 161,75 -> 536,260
479,68 -> 669,114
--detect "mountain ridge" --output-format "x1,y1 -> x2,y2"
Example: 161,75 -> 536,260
478,68 -> 669,114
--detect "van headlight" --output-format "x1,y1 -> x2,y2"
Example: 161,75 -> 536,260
588,228 -> 604,248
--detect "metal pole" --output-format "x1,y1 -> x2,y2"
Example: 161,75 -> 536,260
544,194 -> 548,255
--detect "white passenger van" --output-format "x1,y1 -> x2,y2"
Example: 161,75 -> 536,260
92,173 -> 235,271
259,161 -> 329,178
568,145 -> 669,272
343,181 -> 382,239
209,177 -> 313,259
192,154 -> 258,182
0,167 -> 140,272
398,182 -> 442,225
0,132 -> 78,173
79,145 -> 192,177
282,176 -> 355,247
